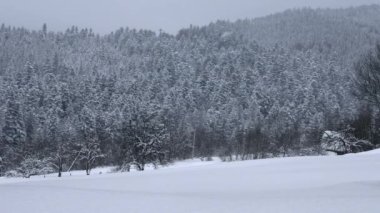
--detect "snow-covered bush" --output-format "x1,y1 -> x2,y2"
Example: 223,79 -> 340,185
321,131 -> 348,154
350,140 -> 374,153
321,131 -> 374,155
114,162 -> 131,172
19,158 -> 54,178
4,170 -> 24,178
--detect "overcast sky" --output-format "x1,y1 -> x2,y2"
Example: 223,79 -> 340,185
1,0 -> 380,34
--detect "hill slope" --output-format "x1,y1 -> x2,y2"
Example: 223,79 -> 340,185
192,5 -> 380,65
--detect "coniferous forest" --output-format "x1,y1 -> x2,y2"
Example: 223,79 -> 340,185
1,5 -> 380,177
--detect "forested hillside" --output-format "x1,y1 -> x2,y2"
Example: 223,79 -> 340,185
0,6 -> 379,176
211,5 -> 380,65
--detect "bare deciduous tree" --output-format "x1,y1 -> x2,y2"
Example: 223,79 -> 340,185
354,44 -> 380,106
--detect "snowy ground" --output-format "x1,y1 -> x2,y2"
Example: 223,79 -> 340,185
1,151 -> 380,213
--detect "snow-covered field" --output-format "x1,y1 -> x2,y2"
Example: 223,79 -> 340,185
1,150 -> 380,213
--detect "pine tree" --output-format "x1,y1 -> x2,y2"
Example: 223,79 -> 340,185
1,88 -> 26,171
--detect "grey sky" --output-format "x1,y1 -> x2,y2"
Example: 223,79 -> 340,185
0,0 -> 380,34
